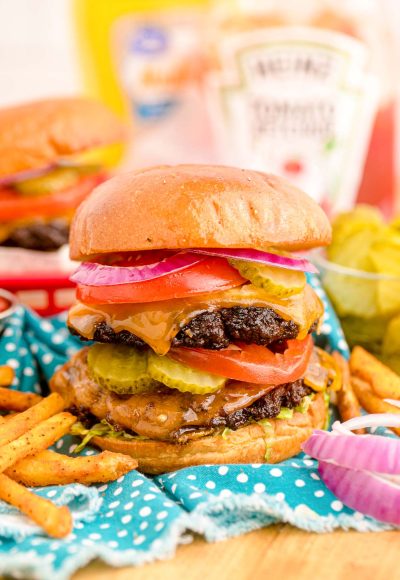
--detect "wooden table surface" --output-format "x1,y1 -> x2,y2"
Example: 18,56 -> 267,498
73,525 -> 399,580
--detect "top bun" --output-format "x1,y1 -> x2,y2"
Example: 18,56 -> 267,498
70,164 -> 331,260
0,97 -> 126,181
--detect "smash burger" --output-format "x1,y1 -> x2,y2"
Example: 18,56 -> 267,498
51,165 -> 339,473
0,97 -> 125,251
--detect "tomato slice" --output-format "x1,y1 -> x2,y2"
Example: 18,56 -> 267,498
77,257 -> 246,304
0,297 -> 10,313
169,336 -> 313,385
0,173 -> 106,222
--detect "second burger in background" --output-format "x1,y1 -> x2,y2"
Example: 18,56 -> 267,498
0,97 -> 126,252
52,164 -> 340,473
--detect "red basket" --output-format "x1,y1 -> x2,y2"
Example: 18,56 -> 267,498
0,273 -> 76,316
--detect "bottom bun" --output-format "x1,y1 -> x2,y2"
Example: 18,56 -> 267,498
90,392 -> 326,474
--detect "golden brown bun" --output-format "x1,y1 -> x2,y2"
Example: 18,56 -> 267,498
0,97 -> 126,180
70,164 -> 331,260
90,392 -> 326,474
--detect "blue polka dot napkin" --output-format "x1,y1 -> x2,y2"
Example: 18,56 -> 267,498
0,277 -> 395,580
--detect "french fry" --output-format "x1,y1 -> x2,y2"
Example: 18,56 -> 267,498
0,387 -> 41,411
350,346 -> 400,400
351,376 -> 400,436
0,474 -> 72,538
0,366 -> 14,387
333,352 -> 365,434
0,414 -> 16,423
0,393 -> 65,448
0,391 -> 138,537
6,449 -> 138,486
0,412 -> 76,473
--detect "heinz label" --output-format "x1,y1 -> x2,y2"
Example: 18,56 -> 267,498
208,27 -> 378,212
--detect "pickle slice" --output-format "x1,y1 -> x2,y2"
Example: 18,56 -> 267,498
379,354 -> 400,376
15,167 -> 81,196
382,315 -> 400,358
87,344 -> 156,394
328,205 -> 383,263
147,352 -> 226,394
370,240 -> 400,316
323,270 -> 379,319
341,315 -> 387,352
14,166 -> 98,196
229,260 -> 305,297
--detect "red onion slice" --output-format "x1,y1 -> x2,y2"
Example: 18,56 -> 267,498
70,252 -> 204,286
303,412 -> 400,525
0,164 -> 56,186
190,248 -> 318,273
332,413 -> 400,433
303,428 -> 400,474
385,399 -> 400,409
318,461 -> 400,526
0,158 -> 101,187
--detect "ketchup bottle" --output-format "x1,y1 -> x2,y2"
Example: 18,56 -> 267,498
208,0 -> 398,217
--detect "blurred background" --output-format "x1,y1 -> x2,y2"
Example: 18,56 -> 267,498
1,0 -> 399,215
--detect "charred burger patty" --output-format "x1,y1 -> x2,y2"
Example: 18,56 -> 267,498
71,306 -> 316,351
55,348 -> 313,443
1,218 -> 70,251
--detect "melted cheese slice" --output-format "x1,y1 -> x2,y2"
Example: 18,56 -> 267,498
68,284 -> 323,355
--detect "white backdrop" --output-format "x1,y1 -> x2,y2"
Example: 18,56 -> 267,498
0,0 -> 78,107
0,1 -> 398,108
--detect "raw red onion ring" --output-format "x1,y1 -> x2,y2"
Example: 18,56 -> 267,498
190,248 -> 317,273
302,413 -> 400,525
70,252 -> 204,286
0,165 -> 56,186
318,461 -> 400,525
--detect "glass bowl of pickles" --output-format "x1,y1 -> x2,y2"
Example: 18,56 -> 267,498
313,205 -> 400,374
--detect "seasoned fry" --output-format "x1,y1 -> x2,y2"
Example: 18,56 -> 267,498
333,352 -> 365,434
0,474 -> 72,538
351,376 -> 400,436
0,393 -> 65,447
0,390 -> 138,537
350,346 -> 400,400
0,414 -> 15,423
0,366 -> 14,387
0,387 -> 41,411
0,412 -> 76,473
7,449 -> 138,486
0,391 -> 139,538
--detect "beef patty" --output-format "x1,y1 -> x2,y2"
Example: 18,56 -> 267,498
173,380 -> 312,442
51,348 -> 314,443
72,307 -> 310,351
1,218 -> 69,251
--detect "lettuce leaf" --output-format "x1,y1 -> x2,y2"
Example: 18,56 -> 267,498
276,407 -> 294,420
258,418 -> 272,432
221,427 -> 232,440
71,419 -> 147,454
294,394 -> 314,414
